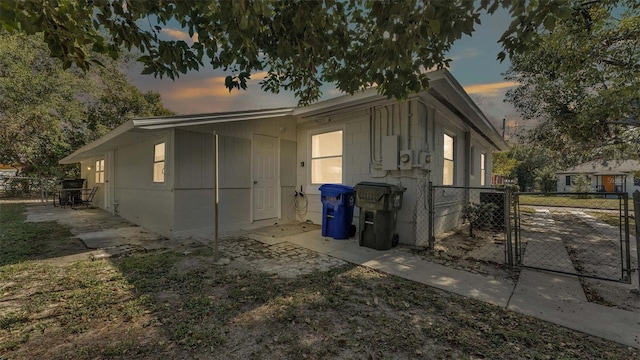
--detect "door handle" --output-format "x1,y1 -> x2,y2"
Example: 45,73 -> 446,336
253,180 -> 258,184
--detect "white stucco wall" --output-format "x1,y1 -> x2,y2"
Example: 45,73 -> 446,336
171,116 -> 297,239
113,130 -> 175,238
296,96 -> 497,247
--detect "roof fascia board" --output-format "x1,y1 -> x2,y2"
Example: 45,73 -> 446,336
427,71 -> 509,151
139,112 -> 293,130
292,88 -> 384,118
133,108 -> 294,129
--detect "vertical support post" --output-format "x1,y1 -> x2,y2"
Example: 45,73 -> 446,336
621,195 -> 631,282
504,188 -> 513,269
40,177 -> 45,203
428,181 -> 435,250
633,190 -> 640,288
212,132 -> 219,262
513,191 -> 520,264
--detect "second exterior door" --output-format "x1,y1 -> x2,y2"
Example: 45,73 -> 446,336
603,175 -> 615,192
252,134 -> 279,221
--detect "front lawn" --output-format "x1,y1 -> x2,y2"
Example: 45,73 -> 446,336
518,194 -> 636,211
0,203 -> 636,359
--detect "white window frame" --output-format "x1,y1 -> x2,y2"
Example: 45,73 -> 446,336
153,142 -> 166,183
443,133 -> 455,186
95,159 -> 105,184
480,153 -> 486,186
308,127 -> 344,192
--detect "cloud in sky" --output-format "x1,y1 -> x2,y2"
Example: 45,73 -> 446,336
464,81 -> 520,95
463,81 -> 524,139
449,47 -> 481,62
161,28 -> 198,43
166,76 -> 238,100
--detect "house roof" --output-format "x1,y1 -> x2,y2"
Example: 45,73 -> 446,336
557,160 -> 640,175
293,69 -> 509,151
60,69 -> 508,164
59,108 -> 293,164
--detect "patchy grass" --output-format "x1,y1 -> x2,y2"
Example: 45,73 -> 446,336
1,203 -> 637,359
518,194 -> 634,211
0,203 -> 87,266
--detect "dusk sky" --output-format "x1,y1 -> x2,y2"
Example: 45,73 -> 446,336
128,8 -> 522,136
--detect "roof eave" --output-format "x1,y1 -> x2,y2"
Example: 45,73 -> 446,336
59,121 -> 135,164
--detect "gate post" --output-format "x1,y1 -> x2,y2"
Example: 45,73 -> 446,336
40,177 -> 45,203
504,188 -> 513,269
634,191 -> 640,288
428,181 -> 435,250
622,195 -> 631,282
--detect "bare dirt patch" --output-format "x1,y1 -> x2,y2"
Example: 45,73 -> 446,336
412,225 -> 515,282
416,211 -> 640,314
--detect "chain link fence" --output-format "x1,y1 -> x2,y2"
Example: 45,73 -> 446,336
0,176 -> 57,202
420,184 -> 512,275
514,192 -> 633,283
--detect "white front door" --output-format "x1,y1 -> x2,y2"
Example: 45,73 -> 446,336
252,134 -> 279,221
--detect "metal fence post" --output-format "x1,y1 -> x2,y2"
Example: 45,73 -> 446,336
513,191 -> 520,265
504,188 -> 513,269
40,177 -> 45,203
428,181 -> 434,250
622,195 -> 631,282
633,190 -> 640,288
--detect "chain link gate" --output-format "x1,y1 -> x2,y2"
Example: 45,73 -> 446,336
511,192 -> 633,283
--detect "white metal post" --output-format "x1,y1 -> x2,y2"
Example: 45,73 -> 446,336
634,191 -> 640,289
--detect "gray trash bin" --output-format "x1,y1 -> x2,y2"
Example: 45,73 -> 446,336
354,182 -> 406,250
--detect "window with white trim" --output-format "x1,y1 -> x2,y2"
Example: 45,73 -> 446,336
443,134 -> 454,185
311,130 -> 343,184
480,153 -> 486,186
153,142 -> 165,183
95,159 -> 104,184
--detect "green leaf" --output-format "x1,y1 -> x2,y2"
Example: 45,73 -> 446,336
543,16 -> 555,32
430,19 -> 440,34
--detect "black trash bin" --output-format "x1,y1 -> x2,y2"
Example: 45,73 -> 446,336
354,182 -> 406,250
319,184 -> 356,239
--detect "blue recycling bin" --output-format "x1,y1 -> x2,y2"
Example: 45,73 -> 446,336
319,184 -> 356,239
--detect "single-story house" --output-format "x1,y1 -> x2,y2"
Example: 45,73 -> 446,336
557,159 -> 640,197
0,163 -> 21,177
59,69 -> 509,247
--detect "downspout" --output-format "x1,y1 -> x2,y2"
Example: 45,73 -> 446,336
370,107 -> 379,167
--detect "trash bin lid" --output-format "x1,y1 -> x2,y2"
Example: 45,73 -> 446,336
355,181 -> 405,193
319,184 -> 355,194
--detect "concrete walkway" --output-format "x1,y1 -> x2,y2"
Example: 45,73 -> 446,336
245,229 -> 640,349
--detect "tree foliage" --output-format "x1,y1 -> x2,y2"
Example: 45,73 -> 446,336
492,151 -> 520,179
504,0 -> 640,164
0,0 -> 601,105
572,174 -> 591,197
0,32 -> 173,177
495,144 -> 556,191
535,166 -> 557,193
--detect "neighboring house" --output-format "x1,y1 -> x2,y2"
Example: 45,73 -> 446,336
557,160 -> 640,197
59,69 -> 508,247
0,163 -> 20,177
